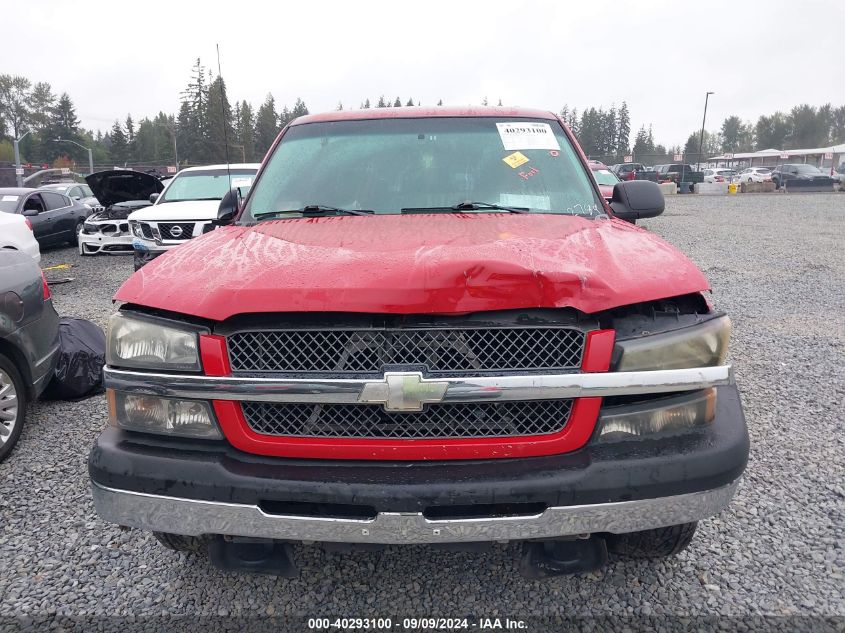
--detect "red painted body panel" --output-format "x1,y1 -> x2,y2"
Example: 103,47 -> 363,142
290,105 -> 559,127
116,214 -> 709,321
204,330 -> 615,460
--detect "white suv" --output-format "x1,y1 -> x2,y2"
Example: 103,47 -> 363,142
128,164 -> 260,270
0,212 -> 41,263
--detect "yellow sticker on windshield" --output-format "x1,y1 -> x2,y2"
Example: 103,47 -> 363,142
502,151 -> 529,169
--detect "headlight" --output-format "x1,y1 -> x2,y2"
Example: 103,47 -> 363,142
596,388 -> 716,442
108,390 -> 221,439
130,221 -> 142,237
615,315 -> 730,371
107,312 -> 202,371
83,222 -> 96,233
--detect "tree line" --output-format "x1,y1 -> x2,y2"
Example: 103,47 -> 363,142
2,65 -> 844,171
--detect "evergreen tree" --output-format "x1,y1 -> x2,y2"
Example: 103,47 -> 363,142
254,94 -> 279,156
405,98 -> 414,107
437,99 -> 443,106
235,101 -> 256,162
616,101 -> 630,155
362,98 -> 371,109
376,96 -> 388,108
205,75 -> 235,163
336,101 -> 343,111
109,120 -> 128,164
393,97 -> 402,107
497,98 -> 503,106
482,96 -> 488,106
291,98 -> 309,118
125,114 -> 135,161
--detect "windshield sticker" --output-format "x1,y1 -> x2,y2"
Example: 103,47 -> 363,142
1,195 -> 19,202
230,177 -> 254,188
499,193 -> 551,211
517,166 -> 540,181
497,122 -> 561,151
502,151 -> 530,169
549,150 -> 560,157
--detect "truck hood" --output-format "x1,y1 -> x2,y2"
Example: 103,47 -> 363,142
128,199 -> 221,222
85,170 -> 163,208
115,214 -> 710,321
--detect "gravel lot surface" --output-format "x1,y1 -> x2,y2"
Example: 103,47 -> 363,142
0,193 -> 842,629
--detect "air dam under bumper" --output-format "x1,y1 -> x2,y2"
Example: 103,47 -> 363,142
88,385 -> 748,544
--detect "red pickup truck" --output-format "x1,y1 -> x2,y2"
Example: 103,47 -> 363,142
89,107 -> 748,578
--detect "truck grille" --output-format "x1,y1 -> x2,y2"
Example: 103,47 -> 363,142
139,223 -> 154,239
228,327 -> 585,375
159,222 -> 195,240
241,399 -> 573,439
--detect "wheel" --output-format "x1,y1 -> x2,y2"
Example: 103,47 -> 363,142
153,532 -> 207,553
0,353 -> 27,463
70,220 -> 84,246
605,522 -> 697,560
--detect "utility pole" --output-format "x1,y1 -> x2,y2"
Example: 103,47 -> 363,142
697,92 -> 715,169
53,138 -> 94,175
13,131 -> 31,187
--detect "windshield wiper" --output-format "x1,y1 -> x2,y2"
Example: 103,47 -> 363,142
401,201 -> 529,214
255,205 -> 375,221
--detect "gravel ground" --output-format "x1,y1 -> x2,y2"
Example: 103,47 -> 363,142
0,193 -> 843,629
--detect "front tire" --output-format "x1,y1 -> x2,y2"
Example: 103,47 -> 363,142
153,532 -> 207,553
0,353 -> 27,463
606,522 -> 698,560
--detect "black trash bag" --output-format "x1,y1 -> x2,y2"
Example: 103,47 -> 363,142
42,318 -> 106,400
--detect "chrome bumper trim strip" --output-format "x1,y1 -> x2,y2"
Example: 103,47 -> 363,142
104,365 -> 734,405
91,480 -> 739,544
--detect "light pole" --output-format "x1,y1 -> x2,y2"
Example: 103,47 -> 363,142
697,92 -> 714,169
13,131 -> 31,187
53,138 -> 94,175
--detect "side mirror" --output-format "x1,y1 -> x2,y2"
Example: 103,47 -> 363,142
149,193 -> 159,204
22,208 -> 39,217
216,188 -> 242,225
609,180 -> 665,224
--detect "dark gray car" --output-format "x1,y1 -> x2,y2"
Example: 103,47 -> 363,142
0,187 -> 92,248
0,250 -> 60,461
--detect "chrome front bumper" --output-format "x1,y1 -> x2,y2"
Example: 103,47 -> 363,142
91,480 -> 739,544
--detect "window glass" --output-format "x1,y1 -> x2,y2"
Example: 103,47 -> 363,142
244,117 -> 602,220
42,192 -> 69,210
160,169 -> 256,203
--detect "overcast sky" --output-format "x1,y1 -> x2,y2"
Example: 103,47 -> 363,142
5,0 -> 844,145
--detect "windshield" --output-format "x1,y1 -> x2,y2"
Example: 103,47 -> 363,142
243,117 -> 602,221
793,165 -> 821,174
160,169 -> 256,203
592,169 -> 619,185
0,195 -> 21,213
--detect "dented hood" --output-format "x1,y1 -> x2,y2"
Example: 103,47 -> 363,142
115,214 -> 710,321
85,170 -> 163,208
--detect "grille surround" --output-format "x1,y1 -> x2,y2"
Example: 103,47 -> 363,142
227,327 -> 586,376
159,222 -> 195,241
241,399 -> 573,439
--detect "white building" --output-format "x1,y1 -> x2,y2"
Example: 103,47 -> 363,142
708,143 -> 845,170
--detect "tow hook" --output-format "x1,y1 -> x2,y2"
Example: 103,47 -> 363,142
208,536 -> 298,577
518,536 -> 608,579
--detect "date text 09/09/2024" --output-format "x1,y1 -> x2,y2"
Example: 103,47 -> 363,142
307,617 -> 528,630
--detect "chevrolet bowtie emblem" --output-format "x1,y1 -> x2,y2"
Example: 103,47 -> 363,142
358,372 -> 449,412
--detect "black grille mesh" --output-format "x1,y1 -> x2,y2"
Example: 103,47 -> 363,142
159,222 -> 195,240
242,400 -> 573,439
139,223 -> 154,239
228,328 -> 585,374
